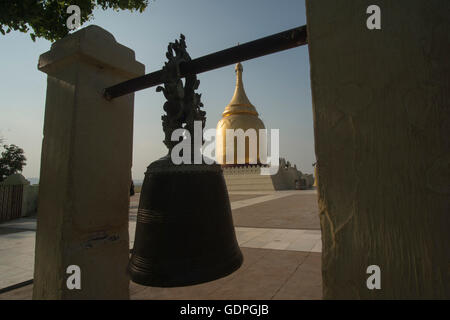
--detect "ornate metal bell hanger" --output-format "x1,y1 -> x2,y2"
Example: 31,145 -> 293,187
128,35 -> 243,287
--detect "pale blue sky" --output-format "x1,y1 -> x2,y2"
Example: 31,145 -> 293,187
0,0 -> 314,180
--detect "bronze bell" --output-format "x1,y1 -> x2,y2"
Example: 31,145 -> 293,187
128,34 -> 243,287
128,156 -> 243,287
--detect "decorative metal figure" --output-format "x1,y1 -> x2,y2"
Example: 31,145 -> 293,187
156,34 -> 206,155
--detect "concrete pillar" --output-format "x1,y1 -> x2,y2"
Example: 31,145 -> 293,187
306,0 -> 450,299
33,25 -> 145,299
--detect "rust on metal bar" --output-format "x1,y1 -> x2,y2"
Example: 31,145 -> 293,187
103,25 -> 307,100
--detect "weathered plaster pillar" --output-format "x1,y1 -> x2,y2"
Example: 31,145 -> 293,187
33,25 -> 145,299
306,1 -> 449,298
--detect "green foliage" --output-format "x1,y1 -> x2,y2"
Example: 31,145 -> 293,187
0,144 -> 27,182
0,0 -> 150,42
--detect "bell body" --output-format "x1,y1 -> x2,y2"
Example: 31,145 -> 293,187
128,156 -> 243,287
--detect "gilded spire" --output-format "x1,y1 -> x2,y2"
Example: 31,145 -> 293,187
222,63 -> 258,117
216,62 -> 266,165
235,62 -> 244,88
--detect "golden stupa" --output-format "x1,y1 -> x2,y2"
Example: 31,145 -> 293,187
216,62 -> 265,165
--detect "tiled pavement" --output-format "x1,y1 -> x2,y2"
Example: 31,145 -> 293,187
231,192 -> 320,229
129,249 -> 321,300
0,190 -> 322,299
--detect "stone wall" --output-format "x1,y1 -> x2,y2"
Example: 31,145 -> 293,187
222,158 -> 311,191
223,166 -> 276,191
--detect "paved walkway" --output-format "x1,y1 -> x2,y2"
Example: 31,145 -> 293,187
0,190 -> 322,299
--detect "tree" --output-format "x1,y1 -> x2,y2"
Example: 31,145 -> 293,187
0,144 -> 27,182
0,0 -> 150,42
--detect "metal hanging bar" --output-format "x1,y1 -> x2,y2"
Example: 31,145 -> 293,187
103,25 -> 307,100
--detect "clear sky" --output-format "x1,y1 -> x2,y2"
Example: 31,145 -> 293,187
0,0 -> 315,181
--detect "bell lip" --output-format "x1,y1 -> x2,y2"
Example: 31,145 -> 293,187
131,155 -> 240,288
127,250 -> 243,288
